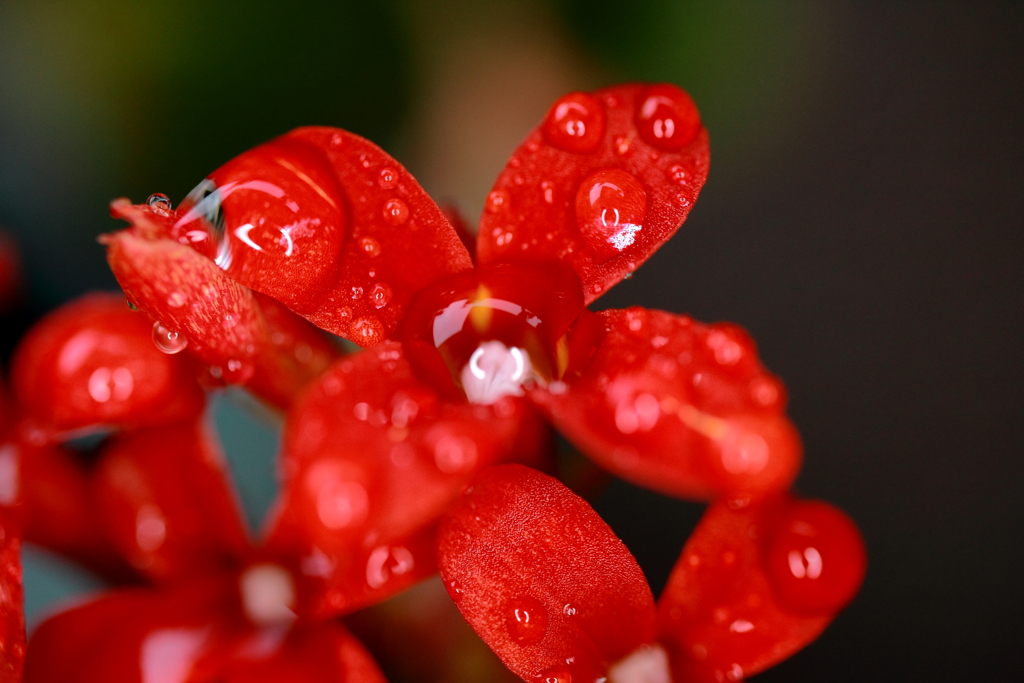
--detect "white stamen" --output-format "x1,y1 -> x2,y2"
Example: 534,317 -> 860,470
608,644 -> 672,683
239,563 -> 297,626
461,341 -> 535,405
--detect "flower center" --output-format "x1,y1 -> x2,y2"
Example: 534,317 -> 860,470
461,340 -> 536,404
239,562 -> 297,626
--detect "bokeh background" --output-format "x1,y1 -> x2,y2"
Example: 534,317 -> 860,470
1,1 -> 1021,681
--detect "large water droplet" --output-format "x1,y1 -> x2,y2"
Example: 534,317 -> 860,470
635,84 -> 701,151
370,283 -> 392,309
152,322 -> 187,354
147,193 -> 172,216
575,168 -> 647,262
542,92 -> 605,153
359,236 -> 381,257
378,167 -> 398,190
382,198 -> 409,226
504,595 -> 548,646
485,189 -> 511,214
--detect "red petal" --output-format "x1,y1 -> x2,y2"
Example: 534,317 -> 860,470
177,128 -> 472,346
657,496 -> 865,682
93,422 -> 250,583
9,292 -> 205,438
437,464 -> 656,683
532,308 -> 801,499
217,622 -> 387,683
268,342 -> 548,614
0,498 -> 24,680
17,439 -> 134,581
477,84 -> 709,304
24,581 -> 230,683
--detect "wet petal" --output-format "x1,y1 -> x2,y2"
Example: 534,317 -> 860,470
0,474 -> 24,680
267,342 -> 549,615
92,422 -> 250,583
437,464 -> 656,683
657,496 -> 865,682
9,292 -> 205,439
532,308 -> 801,500
477,84 -> 709,304
178,128 -> 473,347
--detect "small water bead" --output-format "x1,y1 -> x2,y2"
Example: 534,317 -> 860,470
562,603 -> 578,616
331,133 -> 344,147
504,595 -> 548,646
676,194 -> 691,208
146,193 -> 172,215
152,322 -> 187,354
540,180 -> 555,204
382,198 -> 409,226
534,666 -> 572,683
666,164 -> 689,185
575,168 -> 648,262
369,283 -> 392,309
377,167 -> 398,190
447,579 -> 464,599
350,286 -> 364,300
635,84 -> 701,151
485,189 -> 511,214
351,316 -> 383,347
541,92 -> 605,153
359,236 -> 381,257
614,135 -> 632,156
223,312 -> 239,328
166,291 -> 186,308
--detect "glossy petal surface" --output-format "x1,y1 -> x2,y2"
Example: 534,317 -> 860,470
438,464 -> 656,683
190,128 -> 473,347
532,308 -> 801,499
93,422 -> 249,582
10,292 -> 205,437
658,496 -> 864,682
477,84 -> 709,304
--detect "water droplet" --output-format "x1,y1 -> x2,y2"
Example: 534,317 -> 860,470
351,316 -> 383,347
126,298 -> 139,311
562,603 -> 578,616
534,665 -> 572,683
667,164 -> 689,185
152,322 -> 187,354
370,283 -> 392,309
382,198 -> 409,226
591,283 -> 604,294
623,272 -> 633,279
147,193 -> 172,215
676,193 -> 691,208
635,84 -> 701,151
447,579 -> 464,599
485,189 -> 511,214
331,133 -> 344,147
359,236 -> 381,257
222,359 -> 253,384
359,153 -> 371,169
223,312 -> 239,328
378,167 -> 398,190
542,92 -> 605,153
575,169 -> 647,262
526,140 -> 540,153
504,595 -> 548,646
541,180 -> 555,204
350,286 -> 364,300
614,135 -> 632,156
166,291 -> 186,308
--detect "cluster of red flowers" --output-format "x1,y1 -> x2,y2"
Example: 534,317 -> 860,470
0,83 -> 864,682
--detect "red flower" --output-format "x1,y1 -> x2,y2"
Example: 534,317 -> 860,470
72,82 -> 866,682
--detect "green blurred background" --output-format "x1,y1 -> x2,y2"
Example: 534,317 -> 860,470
2,1 -> 1021,681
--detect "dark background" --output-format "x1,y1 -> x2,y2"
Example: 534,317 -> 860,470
1,1 -> 1021,681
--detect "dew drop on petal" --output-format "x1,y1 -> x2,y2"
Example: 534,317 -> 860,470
223,312 -> 239,328
350,286 -> 364,300
485,189 -> 511,214
370,283 -> 392,309
562,603 -> 578,616
378,167 -> 398,190
504,595 -> 548,646
635,84 -> 701,151
542,91 -> 606,154
359,236 -> 381,257
666,164 -> 689,185
575,168 -> 647,262
152,322 -> 187,354
147,193 -> 172,215
351,316 -> 383,347
331,133 -> 344,147
382,198 -> 409,226
541,180 -> 555,204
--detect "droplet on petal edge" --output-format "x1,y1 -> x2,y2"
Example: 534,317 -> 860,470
152,321 -> 187,354
505,595 -> 549,646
